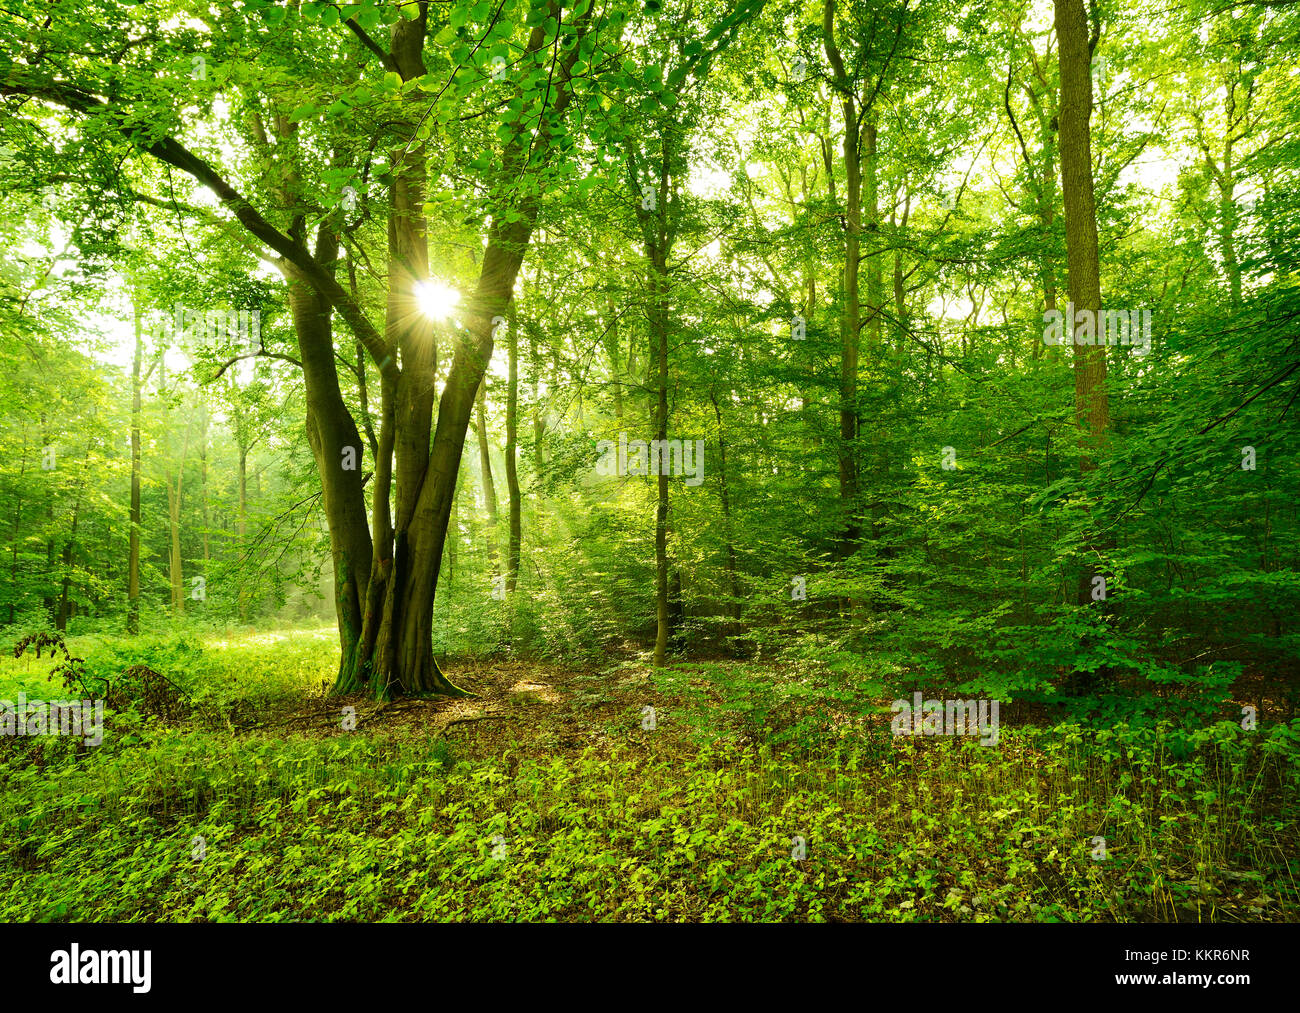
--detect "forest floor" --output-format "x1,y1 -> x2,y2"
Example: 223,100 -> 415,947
1,629 -> 1296,922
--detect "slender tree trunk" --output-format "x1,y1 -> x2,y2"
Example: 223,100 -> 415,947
863,109 -> 889,549
651,244 -> 670,668
605,291 -> 624,422
639,134 -> 675,669
165,415 -> 192,617
57,504 -> 78,631
710,389 -> 741,623
825,0 -> 862,559
9,442 -> 24,625
128,300 -> 143,634
475,379 -> 500,571
200,407 -> 210,565
1039,130 -> 1060,321
1216,131 -> 1243,307
237,442 -> 248,621
42,418 -> 54,621
528,320 -> 547,539
505,303 -> 522,596
166,470 -> 183,616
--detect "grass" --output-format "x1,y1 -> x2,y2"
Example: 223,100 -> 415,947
0,628 -> 1296,922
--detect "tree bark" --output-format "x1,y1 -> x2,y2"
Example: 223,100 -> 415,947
1055,0 -> 1112,693
1056,0 -> 1109,473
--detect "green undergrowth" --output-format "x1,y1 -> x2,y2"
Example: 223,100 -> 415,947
0,629 -> 1296,922
2,717 -> 1295,921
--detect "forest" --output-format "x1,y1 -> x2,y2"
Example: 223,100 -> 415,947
0,0 -> 1297,932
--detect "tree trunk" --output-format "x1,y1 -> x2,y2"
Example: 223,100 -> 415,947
128,300 -> 143,635
199,406 -> 210,565
237,442 -> 248,621
652,244 -> 671,668
9,440 -> 25,625
1055,0 -> 1112,693
475,379 -> 500,571
863,109 -> 889,549
505,303 -> 522,596
1056,0 -> 1108,471
288,260 -> 373,686
824,0 -> 862,559
57,504 -> 77,631
166,467 -> 183,616
1215,127 -> 1243,307
710,388 -> 741,623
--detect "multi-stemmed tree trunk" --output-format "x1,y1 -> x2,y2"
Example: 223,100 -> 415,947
337,4 -> 591,697
9,1 -> 592,697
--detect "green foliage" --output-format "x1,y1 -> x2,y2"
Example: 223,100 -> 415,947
1,631 -> 1294,921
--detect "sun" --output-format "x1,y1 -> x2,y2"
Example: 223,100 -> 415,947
415,280 -> 461,321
